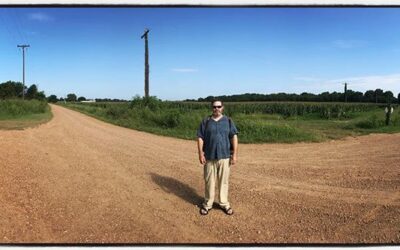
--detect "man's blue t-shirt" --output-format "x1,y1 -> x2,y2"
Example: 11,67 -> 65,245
197,116 -> 238,161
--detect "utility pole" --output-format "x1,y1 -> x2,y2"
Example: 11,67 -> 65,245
343,82 -> 348,103
141,28 -> 150,98
17,44 -> 30,100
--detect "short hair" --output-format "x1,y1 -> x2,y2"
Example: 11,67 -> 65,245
211,99 -> 224,106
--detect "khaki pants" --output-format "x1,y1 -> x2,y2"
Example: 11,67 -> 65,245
203,158 -> 230,210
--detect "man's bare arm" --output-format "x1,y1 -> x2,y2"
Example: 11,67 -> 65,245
197,138 -> 206,165
230,134 -> 238,165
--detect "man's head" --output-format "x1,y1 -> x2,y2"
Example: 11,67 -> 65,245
211,99 -> 224,117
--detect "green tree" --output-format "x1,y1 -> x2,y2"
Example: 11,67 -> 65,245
319,92 -> 331,102
36,91 -> 46,101
383,91 -> 394,103
347,90 -> 363,102
47,95 -> 58,103
330,92 -> 342,102
0,81 -> 24,99
364,90 -> 375,103
77,96 -> 87,102
66,93 -> 77,102
26,84 -> 38,99
374,89 -> 384,103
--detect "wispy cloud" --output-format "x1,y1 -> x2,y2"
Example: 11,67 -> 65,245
293,73 -> 400,94
293,76 -> 321,82
171,68 -> 198,72
332,39 -> 367,49
28,13 -> 52,22
27,31 -> 38,35
327,74 -> 400,91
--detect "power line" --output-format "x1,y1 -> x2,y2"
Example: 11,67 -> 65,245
13,9 -> 28,44
2,9 -> 26,45
0,10 -> 19,45
9,9 -> 26,44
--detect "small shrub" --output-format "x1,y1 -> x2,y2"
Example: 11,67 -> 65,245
153,109 -> 182,128
355,114 -> 384,129
130,95 -> 162,111
105,105 -> 129,119
130,95 -> 144,109
140,107 -> 151,119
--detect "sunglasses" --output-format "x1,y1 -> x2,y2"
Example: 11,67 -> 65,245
213,106 -> 222,109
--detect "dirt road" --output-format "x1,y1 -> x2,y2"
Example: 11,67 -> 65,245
0,104 -> 399,244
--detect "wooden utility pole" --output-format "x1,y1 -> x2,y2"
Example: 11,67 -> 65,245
17,44 -> 30,100
141,28 -> 150,98
343,82 -> 348,103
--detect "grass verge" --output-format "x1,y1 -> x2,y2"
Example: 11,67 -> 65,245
59,99 -> 400,144
0,100 -> 52,130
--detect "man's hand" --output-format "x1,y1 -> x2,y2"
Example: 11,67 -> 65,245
230,153 -> 237,165
199,153 -> 206,165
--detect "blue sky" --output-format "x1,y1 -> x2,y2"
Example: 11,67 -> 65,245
1,7 -> 400,100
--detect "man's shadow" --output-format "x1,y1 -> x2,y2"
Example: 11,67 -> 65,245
150,173 -> 203,206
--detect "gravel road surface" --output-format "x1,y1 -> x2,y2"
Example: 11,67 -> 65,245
0,104 -> 399,244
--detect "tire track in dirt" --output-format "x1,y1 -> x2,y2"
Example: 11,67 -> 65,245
0,104 -> 399,243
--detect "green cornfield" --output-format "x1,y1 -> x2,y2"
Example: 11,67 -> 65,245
146,101 -> 386,119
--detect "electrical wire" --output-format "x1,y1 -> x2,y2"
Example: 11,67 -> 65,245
13,8 -> 29,45
8,8 -> 26,45
1,8 -> 25,45
0,9 -> 19,45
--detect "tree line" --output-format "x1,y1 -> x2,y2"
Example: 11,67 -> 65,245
191,89 -> 400,104
2,80 -> 399,104
51,94 -> 88,103
53,94 -> 128,103
0,81 -> 129,103
0,81 -> 46,100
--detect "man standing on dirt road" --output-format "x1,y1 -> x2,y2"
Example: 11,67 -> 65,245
197,100 -> 238,216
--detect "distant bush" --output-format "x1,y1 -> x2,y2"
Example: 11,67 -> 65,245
130,95 -> 163,111
47,95 -> 58,103
67,93 -> 77,102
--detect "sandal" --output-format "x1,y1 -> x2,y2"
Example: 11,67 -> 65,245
199,207 -> 211,215
222,207 -> 233,215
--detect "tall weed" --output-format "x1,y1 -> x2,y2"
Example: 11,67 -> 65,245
0,99 -> 48,117
355,114 -> 384,129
